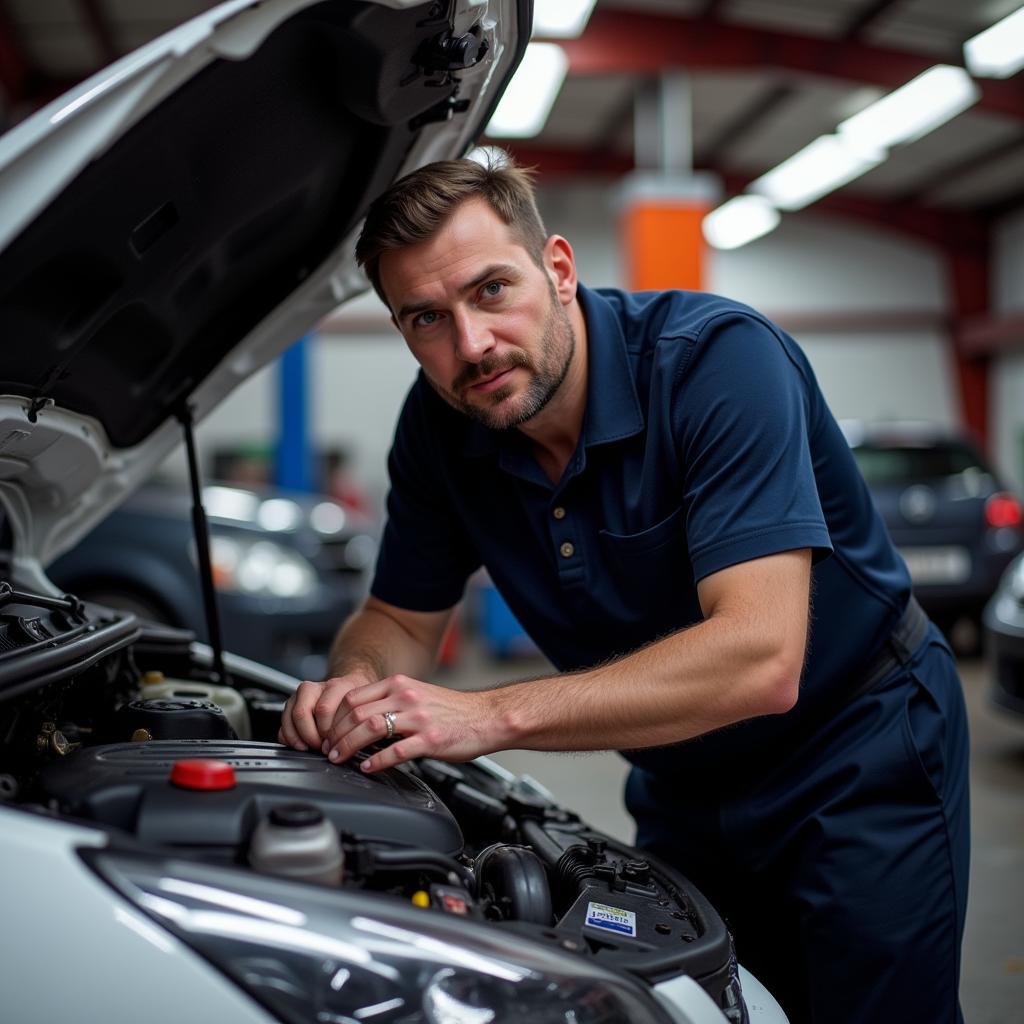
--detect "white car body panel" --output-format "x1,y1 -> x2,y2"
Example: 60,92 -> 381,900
0,808 -> 276,1023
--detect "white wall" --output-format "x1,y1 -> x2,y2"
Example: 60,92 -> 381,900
993,353 -> 1024,492
709,212 -> 946,312
708,212 -> 957,429
188,180 -> 961,503
797,332 -> 958,426
537,181 -> 624,287
992,208 -> 1024,489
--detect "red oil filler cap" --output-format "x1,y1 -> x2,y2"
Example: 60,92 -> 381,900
170,759 -> 237,790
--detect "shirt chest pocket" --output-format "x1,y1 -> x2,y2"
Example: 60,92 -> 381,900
598,506 -> 696,621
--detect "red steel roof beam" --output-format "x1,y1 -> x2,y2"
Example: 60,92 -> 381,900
557,10 -> 1024,122
504,146 -> 989,253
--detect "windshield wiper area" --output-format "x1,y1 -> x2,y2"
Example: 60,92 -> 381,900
0,581 -> 141,700
0,581 -> 88,624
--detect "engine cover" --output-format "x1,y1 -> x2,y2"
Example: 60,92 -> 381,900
39,740 -> 462,856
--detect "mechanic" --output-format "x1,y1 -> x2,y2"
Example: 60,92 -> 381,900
279,156 -> 969,1024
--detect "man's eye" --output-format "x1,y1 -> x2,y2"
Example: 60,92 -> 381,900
482,281 -> 504,299
415,311 -> 441,327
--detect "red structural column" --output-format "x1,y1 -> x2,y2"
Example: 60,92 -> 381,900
947,243 -> 992,451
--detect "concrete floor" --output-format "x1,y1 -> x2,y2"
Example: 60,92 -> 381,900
439,643 -> 1024,1023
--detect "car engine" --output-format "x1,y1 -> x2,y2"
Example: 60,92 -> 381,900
0,592 -> 747,1022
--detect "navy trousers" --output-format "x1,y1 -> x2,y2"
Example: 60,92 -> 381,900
626,624 -> 970,1024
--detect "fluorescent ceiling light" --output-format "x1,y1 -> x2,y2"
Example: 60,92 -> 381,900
466,145 -> 511,168
964,5 -> 1024,78
702,195 -> 781,250
533,0 -> 597,38
486,43 -> 568,138
749,134 -> 884,211
837,65 -> 980,151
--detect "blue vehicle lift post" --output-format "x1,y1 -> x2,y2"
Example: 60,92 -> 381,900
275,334 -> 314,493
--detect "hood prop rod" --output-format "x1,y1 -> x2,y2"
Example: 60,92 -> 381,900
176,403 -> 228,686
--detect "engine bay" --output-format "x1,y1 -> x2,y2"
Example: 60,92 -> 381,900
0,590 -> 746,1022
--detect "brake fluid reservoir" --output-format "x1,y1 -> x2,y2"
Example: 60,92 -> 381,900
249,804 -> 344,886
139,673 -> 251,739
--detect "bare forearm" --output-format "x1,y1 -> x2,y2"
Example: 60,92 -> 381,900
487,612 -> 804,753
309,552 -> 811,773
327,602 -> 443,682
282,596 -> 454,752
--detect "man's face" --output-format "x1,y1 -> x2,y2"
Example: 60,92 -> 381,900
378,198 -> 576,430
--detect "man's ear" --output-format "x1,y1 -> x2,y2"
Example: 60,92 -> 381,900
543,234 -> 577,305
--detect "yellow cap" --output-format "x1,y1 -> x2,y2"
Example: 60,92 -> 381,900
411,890 -> 431,909
141,671 -> 164,685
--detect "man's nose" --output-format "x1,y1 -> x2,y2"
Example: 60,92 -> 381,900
452,310 -> 495,363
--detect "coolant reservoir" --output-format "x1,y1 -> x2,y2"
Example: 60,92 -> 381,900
249,803 -> 344,886
139,672 -> 251,739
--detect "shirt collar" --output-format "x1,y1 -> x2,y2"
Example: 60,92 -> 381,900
460,282 -> 644,457
577,283 -> 644,447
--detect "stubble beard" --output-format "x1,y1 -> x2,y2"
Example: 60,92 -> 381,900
428,289 -> 577,431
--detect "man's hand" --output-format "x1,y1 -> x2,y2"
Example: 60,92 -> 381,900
278,599 -> 459,753
278,672 -> 376,751
320,675 -> 503,773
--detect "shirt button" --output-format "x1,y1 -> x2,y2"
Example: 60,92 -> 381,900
560,542 -> 575,558
552,506 -> 566,520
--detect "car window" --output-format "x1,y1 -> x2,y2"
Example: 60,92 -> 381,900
852,442 -> 986,484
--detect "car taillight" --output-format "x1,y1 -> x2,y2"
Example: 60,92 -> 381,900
985,492 -> 1022,529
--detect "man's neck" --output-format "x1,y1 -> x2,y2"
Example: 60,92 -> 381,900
516,303 -> 589,485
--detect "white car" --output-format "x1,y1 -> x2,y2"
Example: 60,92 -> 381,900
0,2 -> 787,1022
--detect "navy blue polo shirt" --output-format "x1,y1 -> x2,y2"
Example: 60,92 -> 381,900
371,285 -> 912,775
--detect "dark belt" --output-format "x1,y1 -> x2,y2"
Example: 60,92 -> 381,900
850,595 -> 930,701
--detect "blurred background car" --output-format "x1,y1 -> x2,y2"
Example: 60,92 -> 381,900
983,554 -> 1024,719
844,420 -> 1024,649
47,480 -> 378,679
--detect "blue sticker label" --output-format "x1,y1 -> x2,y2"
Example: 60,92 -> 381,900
585,901 -> 637,937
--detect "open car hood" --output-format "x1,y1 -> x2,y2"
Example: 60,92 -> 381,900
0,0 -> 529,590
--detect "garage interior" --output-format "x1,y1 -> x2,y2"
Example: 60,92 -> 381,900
2,1 -> 1023,1021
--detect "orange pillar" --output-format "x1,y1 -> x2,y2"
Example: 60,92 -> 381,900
620,179 -> 716,292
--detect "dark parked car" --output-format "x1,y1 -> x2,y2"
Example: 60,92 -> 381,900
845,421 -> 1023,638
983,554 -> 1024,717
46,480 -> 377,679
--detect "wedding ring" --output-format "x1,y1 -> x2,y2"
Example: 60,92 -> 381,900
383,710 -> 397,739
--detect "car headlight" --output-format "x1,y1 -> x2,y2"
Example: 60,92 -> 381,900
310,500 -> 347,535
257,499 -> 305,533
204,535 -> 319,598
88,852 -> 674,1024
339,533 -> 378,572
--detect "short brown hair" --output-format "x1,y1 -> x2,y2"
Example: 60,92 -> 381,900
355,155 -> 547,306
